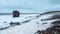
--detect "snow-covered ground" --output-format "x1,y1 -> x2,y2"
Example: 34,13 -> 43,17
0,14 -> 39,28
0,14 -> 40,34
0,12 -> 60,34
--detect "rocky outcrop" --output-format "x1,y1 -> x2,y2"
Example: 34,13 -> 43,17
13,10 -> 20,17
35,11 -> 60,34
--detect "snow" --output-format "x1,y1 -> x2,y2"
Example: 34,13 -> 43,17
0,14 -> 39,34
0,14 -> 57,34
0,14 -> 38,28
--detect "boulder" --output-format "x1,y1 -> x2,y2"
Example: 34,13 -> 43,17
13,10 -> 20,17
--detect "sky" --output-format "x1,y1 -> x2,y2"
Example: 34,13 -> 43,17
0,0 -> 60,13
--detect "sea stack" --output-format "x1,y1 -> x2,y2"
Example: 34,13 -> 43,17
13,10 -> 20,17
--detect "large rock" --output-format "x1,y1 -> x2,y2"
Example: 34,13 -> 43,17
13,10 -> 20,17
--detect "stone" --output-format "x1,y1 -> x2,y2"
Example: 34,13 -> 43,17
13,10 -> 20,17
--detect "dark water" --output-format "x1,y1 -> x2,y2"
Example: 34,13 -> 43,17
0,13 -> 40,15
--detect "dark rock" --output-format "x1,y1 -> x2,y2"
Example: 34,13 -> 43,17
10,22 -> 20,26
36,30 -> 41,34
4,22 -> 7,23
51,14 -> 60,19
0,26 -> 9,30
13,10 -> 20,17
52,20 -> 60,24
42,22 -> 47,25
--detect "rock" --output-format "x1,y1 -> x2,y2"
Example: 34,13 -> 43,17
35,11 -> 60,34
13,10 -> 20,17
10,22 -> 20,26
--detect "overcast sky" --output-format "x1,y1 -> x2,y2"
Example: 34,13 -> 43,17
0,0 -> 60,13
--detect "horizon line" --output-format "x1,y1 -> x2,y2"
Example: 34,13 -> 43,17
0,13 -> 40,15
